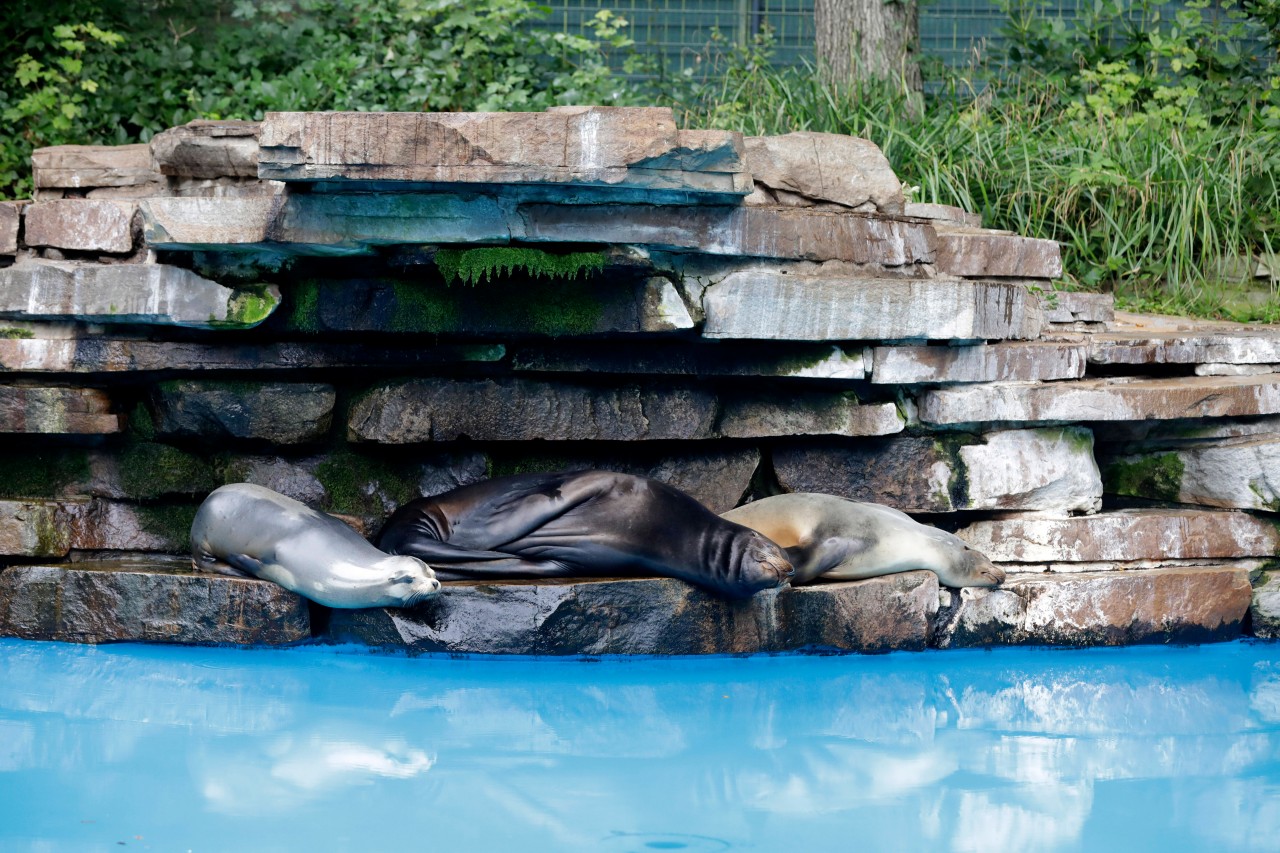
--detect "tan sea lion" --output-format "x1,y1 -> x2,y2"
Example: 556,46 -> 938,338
721,493 -> 1004,587
191,483 -> 442,608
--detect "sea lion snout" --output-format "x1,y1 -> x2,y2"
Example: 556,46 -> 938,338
967,550 -> 1005,587
739,533 -> 794,592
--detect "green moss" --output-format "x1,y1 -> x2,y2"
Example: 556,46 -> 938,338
285,281 -> 322,333
128,402 -> 157,441
118,443 -> 217,500
32,504 -> 69,557
0,327 -> 34,339
517,285 -> 603,336
933,437 -> 970,511
216,284 -> 279,328
136,504 -> 199,550
434,247 -> 606,286
389,280 -> 459,333
1059,426 -> 1096,454
487,454 -> 578,479
315,452 -> 419,516
0,450 -> 91,499
1104,453 -> 1186,501
1248,481 -> 1280,512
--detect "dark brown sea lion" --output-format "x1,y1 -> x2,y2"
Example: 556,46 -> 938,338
377,471 -> 794,599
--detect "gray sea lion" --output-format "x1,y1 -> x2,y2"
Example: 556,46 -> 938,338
191,483 -> 442,608
721,493 -> 1004,587
377,471 -> 794,599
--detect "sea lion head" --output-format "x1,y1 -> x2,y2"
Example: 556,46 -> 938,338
383,555 -> 443,606
733,530 -> 795,595
935,541 -> 1005,588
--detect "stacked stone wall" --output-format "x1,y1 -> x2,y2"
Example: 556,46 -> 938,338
0,107 -> 1275,653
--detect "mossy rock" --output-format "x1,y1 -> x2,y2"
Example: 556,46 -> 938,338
116,443 -> 218,500
1104,453 -> 1186,502
0,450 -> 91,499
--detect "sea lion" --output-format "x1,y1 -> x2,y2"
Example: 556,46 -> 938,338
191,482 -> 442,609
377,471 -> 794,599
720,493 -> 1005,587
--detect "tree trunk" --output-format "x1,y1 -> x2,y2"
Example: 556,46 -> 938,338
814,0 -> 921,91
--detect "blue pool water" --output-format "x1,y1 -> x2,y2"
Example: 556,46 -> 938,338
1,640 -> 1279,853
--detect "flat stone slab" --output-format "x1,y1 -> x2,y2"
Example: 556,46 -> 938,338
957,509 -> 1280,563
918,375 -> 1280,425
935,231 -> 1062,278
141,195 -> 935,265
281,275 -> 691,336
0,498 -> 196,556
0,261 -> 279,328
259,108 -> 751,194
151,381 -> 335,444
327,571 -> 939,655
0,386 -> 118,434
150,119 -> 261,179
23,200 -> 136,253
1044,291 -> 1114,324
350,378 -> 907,443
350,378 -> 715,443
743,132 -> 904,213
702,274 -> 1042,341
1101,437 -> 1280,511
0,560 -> 310,645
718,396 -> 904,438
871,342 -> 1086,384
32,144 -> 157,190
1253,570 -> 1280,639
512,342 -> 868,380
1089,329 -> 1280,365
0,337 -> 502,373
0,202 -> 21,255
905,202 -> 981,228
522,204 -> 934,265
773,427 -> 1102,514
934,566 -> 1252,648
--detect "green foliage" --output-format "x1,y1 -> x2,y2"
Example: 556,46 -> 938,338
673,0 -> 1280,320
0,0 -> 640,199
434,247 -> 606,286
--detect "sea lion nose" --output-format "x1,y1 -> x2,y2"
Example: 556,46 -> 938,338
985,564 -> 1006,585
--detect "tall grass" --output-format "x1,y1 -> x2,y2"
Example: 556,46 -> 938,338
675,60 -> 1280,321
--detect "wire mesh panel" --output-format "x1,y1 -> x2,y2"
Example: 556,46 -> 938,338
535,0 -> 817,74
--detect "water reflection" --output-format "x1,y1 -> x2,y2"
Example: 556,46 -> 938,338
0,641 -> 1278,851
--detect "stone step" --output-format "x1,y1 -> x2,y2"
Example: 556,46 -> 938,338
347,378 -> 906,444
0,337 -> 504,373
0,386 -> 119,434
1089,328 -> 1280,365
1101,437 -> 1280,511
701,274 -> 1042,341
32,144 -> 158,193
512,342 -> 869,380
150,119 -> 261,179
1044,291 -> 1114,325
744,131 -> 904,213
140,195 -> 936,267
918,375 -> 1280,425
934,231 -> 1062,278
258,108 -> 751,195
0,559 -> 310,645
870,341 -> 1085,384
956,509 -> 1280,563
934,566 -> 1252,648
24,200 -> 137,254
327,571 -> 940,656
772,427 -> 1102,514
150,381 -> 336,445
0,261 -> 280,329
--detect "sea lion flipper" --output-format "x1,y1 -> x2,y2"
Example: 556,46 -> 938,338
222,552 -> 267,579
787,535 -> 876,583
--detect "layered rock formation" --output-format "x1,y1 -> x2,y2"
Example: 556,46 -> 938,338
1,108 -> 1276,653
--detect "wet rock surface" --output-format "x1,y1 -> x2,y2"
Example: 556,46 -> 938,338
327,571 -> 939,656
0,560 -> 310,645
934,567 -> 1253,648
151,381 -> 336,444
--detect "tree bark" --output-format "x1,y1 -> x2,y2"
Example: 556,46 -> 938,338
814,0 -> 922,91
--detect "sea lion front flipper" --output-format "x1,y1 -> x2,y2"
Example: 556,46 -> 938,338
221,552 -> 269,580
788,535 -> 875,584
